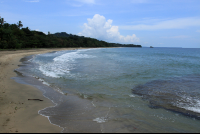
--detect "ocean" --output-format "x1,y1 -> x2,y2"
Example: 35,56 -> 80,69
13,47 -> 200,132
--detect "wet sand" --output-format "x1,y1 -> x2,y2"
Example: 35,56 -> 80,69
0,48 -> 87,133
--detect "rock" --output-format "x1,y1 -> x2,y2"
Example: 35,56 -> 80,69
132,75 -> 200,119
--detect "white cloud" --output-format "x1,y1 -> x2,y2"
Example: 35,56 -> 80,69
120,17 -> 200,30
43,32 -> 48,35
34,29 -> 48,35
75,0 -> 95,4
78,14 -> 139,44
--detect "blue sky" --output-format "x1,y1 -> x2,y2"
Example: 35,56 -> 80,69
0,0 -> 200,48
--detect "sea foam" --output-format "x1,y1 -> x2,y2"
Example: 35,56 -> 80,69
37,49 -> 95,78
177,95 -> 200,114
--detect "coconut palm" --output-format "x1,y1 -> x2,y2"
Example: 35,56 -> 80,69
0,17 -> 6,27
17,21 -> 23,29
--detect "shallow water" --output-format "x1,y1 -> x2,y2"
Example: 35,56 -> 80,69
14,47 -> 200,132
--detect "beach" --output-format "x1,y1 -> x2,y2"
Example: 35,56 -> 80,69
1,47 -> 200,133
0,48 -> 85,133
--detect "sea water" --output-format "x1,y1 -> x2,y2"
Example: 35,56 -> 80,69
14,47 -> 200,132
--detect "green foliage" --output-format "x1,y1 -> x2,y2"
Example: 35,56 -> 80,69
0,16 -> 142,49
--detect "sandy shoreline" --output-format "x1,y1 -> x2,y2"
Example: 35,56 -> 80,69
0,48 -> 88,133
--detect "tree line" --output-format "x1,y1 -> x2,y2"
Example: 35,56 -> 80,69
0,16 -> 142,49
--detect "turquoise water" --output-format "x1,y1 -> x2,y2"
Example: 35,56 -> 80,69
15,47 -> 200,132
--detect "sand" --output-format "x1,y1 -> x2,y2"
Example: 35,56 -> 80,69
0,48 -> 87,133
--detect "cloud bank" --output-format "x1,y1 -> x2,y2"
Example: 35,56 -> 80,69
120,17 -> 200,30
78,14 -> 139,44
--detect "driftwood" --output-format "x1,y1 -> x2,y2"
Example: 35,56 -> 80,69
28,99 -> 43,101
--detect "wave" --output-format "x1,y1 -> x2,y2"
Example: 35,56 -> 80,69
32,49 -> 96,78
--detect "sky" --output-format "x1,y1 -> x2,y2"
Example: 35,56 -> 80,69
0,0 -> 200,48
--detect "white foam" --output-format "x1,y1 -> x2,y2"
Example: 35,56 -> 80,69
93,117 -> 107,123
53,51 -> 95,62
38,78 -> 51,86
177,95 -> 200,114
93,107 -> 110,123
39,65 -> 65,78
183,107 -> 200,113
181,98 -> 200,113
83,95 -> 88,99
129,94 -> 135,97
91,101 -> 96,107
37,50 -> 95,78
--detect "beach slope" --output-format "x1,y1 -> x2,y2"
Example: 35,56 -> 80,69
0,48 -> 79,133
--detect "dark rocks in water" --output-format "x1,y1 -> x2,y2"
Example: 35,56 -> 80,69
132,75 -> 200,119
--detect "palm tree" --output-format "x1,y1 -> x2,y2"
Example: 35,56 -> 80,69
0,17 -> 6,27
17,21 -> 23,29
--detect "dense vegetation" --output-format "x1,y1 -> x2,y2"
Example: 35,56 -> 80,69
0,17 -> 142,49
